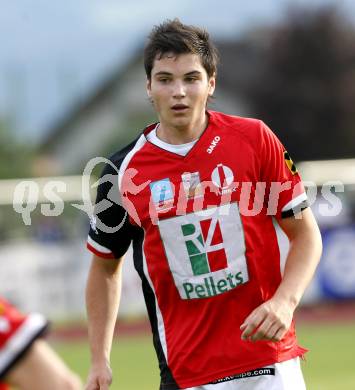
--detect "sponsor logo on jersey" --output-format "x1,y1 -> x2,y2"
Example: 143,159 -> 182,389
284,151 -> 298,175
181,218 -> 228,275
182,272 -> 244,299
208,368 -> 275,384
211,164 -> 237,195
181,172 -> 203,199
207,135 -> 221,154
158,203 -> 249,300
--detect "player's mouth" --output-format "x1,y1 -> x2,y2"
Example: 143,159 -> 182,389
171,104 -> 189,112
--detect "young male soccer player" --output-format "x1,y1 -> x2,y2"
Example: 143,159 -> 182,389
0,297 -> 82,390
85,19 -> 322,390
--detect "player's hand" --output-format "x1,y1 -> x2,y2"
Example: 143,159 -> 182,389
85,362 -> 112,390
240,297 -> 294,342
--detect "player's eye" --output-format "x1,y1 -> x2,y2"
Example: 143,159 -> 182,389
185,77 -> 197,83
158,78 -> 170,83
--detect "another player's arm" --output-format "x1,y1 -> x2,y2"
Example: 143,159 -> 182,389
85,254 -> 123,390
5,339 -> 82,390
240,207 -> 322,342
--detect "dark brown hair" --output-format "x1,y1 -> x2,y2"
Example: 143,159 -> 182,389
144,18 -> 219,80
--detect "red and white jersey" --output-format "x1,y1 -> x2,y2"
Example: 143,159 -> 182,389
87,111 -> 308,389
0,297 -> 48,380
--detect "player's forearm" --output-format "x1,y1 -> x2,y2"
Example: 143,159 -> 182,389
86,256 -> 123,365
274,210 -> 322,309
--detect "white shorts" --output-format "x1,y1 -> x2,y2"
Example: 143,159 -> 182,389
184,357 -> 306,390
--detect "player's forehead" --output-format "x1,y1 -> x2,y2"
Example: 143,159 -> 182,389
151,52 -> 207,77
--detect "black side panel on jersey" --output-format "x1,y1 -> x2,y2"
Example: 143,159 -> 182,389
132,231 -> 179,390
88,137 -> 141,258
88,135 -> 178,387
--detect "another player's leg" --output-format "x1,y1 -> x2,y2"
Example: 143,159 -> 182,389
0,297 -> 82,390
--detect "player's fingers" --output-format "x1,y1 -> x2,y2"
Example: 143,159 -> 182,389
258,313 -> 286,341
262,323 -> 280,341
241,305 -> 270,340
250,319 -> 275,341
240,322 -> 247,330
241,314 -> 264,340
270,327 -> 287,342
240,318 -> 259,339
85,380 -> 99,390
98,375 -> 112,390
86,373 -> 111,390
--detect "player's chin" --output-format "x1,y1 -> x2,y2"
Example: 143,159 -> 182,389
172,116 -> 190,128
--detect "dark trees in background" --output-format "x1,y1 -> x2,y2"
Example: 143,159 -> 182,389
218,6 -> 355,161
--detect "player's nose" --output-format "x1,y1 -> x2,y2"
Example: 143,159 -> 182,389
172,80 -> 186,98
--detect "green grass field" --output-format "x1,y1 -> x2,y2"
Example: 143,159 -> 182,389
53,322 -> 355,390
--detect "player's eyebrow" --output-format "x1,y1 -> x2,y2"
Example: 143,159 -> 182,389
154,71 -> 173,76
153,70 -> 202,77
184,71 -> 202,76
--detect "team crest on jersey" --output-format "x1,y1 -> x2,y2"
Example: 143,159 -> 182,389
158,203 -> 249,300
211,164 -> 237,195
181,172 -> 203,199
284,151 -> 298,175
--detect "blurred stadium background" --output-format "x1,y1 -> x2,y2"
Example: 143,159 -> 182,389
1,1 -> 355,389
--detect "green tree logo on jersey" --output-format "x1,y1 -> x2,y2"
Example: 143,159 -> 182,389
181,218 -> 228,276
159,203 -> 249,300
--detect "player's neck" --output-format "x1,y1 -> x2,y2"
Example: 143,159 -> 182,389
157,112 -> 208,145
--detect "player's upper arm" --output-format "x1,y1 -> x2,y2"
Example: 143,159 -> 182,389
89,254 -> 124,278
258,120 -> 308,219
277,208 -> 322,243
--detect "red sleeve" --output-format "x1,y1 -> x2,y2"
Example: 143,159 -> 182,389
259,121 -> 308,219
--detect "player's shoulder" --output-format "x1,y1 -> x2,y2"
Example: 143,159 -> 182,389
110,136 -> 142,166
210,110 -> 260,126
101,134 -> 143,177
210,110 -> 265,142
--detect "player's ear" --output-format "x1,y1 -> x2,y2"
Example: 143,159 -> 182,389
208,73 -> 216,96
146,78 -> 152,98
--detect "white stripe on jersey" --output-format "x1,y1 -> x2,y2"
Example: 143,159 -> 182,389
281,192 -> 307,214
118,134 -> 147,192
0,313 -> 47,373
142,241 -> 168,362
87,235 -> 112,254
